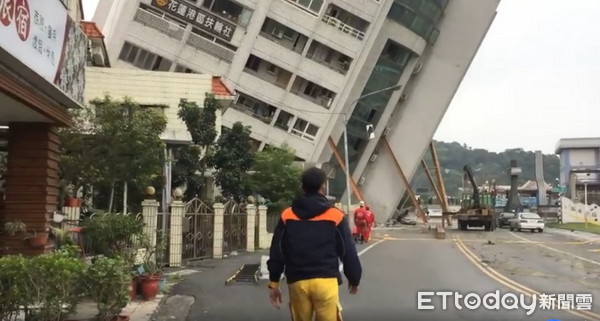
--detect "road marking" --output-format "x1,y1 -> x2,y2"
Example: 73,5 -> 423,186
508,231 -> 600,267
358,239 -> 385,256
589,249 -> 600,252
340,239 -> 385,272
453,235 -> 600,321
380,236 -> 594,245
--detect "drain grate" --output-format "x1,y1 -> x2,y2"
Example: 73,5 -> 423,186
225,263 -> 261,285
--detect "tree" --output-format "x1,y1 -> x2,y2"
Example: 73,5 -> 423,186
173,95 -> 221,199
209,122 -> 254,202
60,95 -> 166,212
250,145 -> 302,210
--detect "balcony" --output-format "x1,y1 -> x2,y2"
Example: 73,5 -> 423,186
133,7 -> 186,40
305,40 -> 352,75
231,92 -> 277,125
321,4 -> 369,41
186,30 -> 236,63
290,76 -> 336,109
259,17 -> 309,54
243,54 -> 293,90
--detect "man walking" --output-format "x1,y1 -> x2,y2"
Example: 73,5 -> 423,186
267,167 -> 362,321
354,201 -> 368,244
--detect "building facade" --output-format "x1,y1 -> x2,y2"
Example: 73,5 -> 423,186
556,137 -> 600,204
84,67 -> 234,205
0,0 -> 87,255
93,0 -> 499,220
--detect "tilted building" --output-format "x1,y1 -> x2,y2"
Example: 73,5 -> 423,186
93,0 -> 500,220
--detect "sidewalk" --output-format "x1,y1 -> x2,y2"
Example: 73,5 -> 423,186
546,227 -> 600,242
153,250 -> 289,321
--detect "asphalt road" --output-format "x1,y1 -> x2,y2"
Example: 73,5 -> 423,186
162,226 -> 600,321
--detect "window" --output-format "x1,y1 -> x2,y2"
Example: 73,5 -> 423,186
174,65 -> 198,73
291,118 -> 319,141
118,42 -> 172,71
286,0 -> 324,14
245,55 -> 261,72
201,0 -> 253,26
140,104 -> 166,116
267,64 -> 278,75
274,110 -> 294,130
387,0 -> 447,44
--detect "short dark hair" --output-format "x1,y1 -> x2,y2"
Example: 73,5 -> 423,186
301,167 -> 327,193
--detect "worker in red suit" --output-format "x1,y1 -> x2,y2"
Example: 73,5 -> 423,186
364,206 -> 375,243
353,201 -> 368,243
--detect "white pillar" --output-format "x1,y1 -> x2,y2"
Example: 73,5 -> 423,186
169,200 -> 185,267
141,199 -> 159,248
213,203 -> 224,259
62,206 -> 81,229
258,205 -> 269,249
246,204 -> 256,252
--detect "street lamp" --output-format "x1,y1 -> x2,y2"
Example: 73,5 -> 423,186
342,84 -> 402,215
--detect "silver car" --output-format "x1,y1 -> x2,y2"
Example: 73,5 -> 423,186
509,212 -> 544,233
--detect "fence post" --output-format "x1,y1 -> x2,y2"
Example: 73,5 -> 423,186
141,187 -> 159,248
246,204 -> 256,253
213,203 -> 224,259
258,205 -> 268,249
169,198 -> 185,267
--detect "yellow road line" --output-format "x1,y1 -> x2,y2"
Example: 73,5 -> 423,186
454,235 -> 600,321
380,236 -> 595,245
508,231 -> 600,267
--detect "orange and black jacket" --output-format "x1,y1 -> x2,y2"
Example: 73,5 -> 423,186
267,192 -> 362,286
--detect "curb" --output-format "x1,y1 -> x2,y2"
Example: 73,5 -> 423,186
545,227 -> 599,242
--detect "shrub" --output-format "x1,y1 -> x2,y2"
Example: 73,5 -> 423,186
0,252 -> 86,321
82,213 -> 143,257
84,256 -> 131,321
0,255 -> 30,321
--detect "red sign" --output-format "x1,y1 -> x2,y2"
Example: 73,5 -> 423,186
0,0 -> 15,27
15,0 -> 29,41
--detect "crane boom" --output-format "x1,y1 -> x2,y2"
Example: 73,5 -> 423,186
463,165 -> 481,209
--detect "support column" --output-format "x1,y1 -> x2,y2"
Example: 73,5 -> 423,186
141,198 -> 159,249
258,205 -> 268,249
246,204 -> 256,252
213,203 -> 224,259
2,123 -> 60,256
169,200 -> 185,267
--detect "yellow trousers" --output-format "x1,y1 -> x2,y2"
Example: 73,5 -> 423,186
287,278 -> 343,321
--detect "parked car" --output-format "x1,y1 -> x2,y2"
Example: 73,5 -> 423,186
509,212 -> 544,233
497,212 -> 516,227
400,212 -> 417,225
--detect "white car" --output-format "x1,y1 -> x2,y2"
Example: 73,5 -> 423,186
509,212 -> 544,233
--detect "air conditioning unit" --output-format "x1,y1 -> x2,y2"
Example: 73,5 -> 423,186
383,127 -> 391,137
400,93 -> 408,101
369,154 -> 378,163
271,28 -> 284,39
413,61 -> 423,74
358,176 -> 367,186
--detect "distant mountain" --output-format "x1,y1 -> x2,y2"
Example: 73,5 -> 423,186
413,141 -> 560,197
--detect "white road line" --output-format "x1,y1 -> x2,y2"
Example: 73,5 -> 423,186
340,239 -> 385,271
358,239 -> 385,256
508,231 -> 600,267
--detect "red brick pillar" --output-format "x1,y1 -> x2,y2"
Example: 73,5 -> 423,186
1,122 -> 60,256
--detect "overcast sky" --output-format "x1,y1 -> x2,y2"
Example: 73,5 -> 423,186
82,0 -> 600,155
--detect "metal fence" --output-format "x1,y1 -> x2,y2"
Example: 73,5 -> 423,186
182,198 -> 214,261
223,200 -> 247,254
